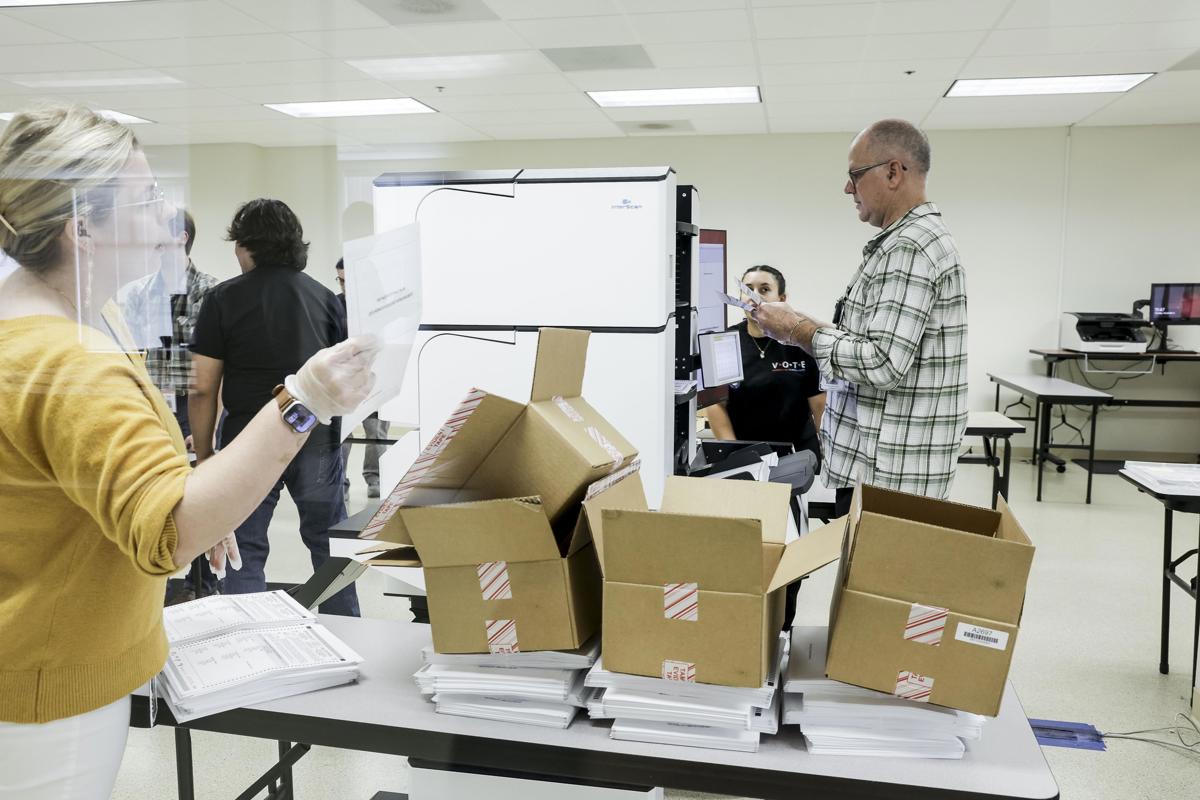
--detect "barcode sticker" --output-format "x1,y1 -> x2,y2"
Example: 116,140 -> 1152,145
954,622 -> 1009,651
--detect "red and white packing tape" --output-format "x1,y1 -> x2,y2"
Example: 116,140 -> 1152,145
477,561 -> 513,601
663,582 -> 699,622
904,603 -> 948,646
662,660 -> 696,682
486,619 -> 520,655
894,671 -> 934,702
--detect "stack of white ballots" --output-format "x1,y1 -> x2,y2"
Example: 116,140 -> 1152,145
584,634 -> 786,753
413,638 -> 599,729
784,626 -> 986,758
159,591 -> 363,723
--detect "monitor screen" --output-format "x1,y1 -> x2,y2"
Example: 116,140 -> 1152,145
1150,283 -> 1200,324
697,330 -> 744,389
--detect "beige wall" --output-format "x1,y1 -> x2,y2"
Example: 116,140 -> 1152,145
145,122 -> 1200,457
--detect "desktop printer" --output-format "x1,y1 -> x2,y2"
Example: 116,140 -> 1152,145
1059,312 -> 1150,354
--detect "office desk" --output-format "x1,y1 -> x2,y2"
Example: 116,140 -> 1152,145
133,616 -> 1058,800
1117,471 -> 1200,694
988,374 -> 1111,503
961,411 -> 1026,509
1031,349 -> 1200,396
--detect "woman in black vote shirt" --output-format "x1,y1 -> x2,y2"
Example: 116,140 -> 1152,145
706,265 -> 826,469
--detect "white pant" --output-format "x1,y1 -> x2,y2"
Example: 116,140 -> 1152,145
0,696 -> 130,800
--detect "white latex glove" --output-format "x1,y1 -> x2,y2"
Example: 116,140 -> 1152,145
206,533 -> 242,581
284,335 -> 381,425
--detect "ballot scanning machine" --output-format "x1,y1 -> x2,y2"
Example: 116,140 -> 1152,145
372,167 -> 705,508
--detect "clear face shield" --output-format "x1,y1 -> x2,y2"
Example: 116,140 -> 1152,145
68,179 -> 183,355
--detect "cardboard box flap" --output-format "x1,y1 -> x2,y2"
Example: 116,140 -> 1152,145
862,484 -> 1000,537
575,465 -> 648,563
529,327 -> 589,402
767,516 -> 847,593
660,476 -> 793,544
995,496 -> 1032,545
602,509 -> 765,594
403,497 -> 559,567
529,398 -> 638,470
414,392 -> 527,491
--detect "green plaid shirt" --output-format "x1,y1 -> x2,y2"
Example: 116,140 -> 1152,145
811,202 -> 968,498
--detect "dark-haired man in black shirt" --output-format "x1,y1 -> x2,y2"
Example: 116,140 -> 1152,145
189,198 -> 357,615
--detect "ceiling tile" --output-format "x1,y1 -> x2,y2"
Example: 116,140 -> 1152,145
509,15 -> 638,48
869,0 -> 1009,34
565,64 -> 760,91
56,87 -> 243,110
691,115 -> 768,134
386,72 -> 579,97
999,0 -> 1200,29
763,57 -> 965,85
221,0 -> 391,32
424,92 -> 595,111
752,3 -> 880,39
768,98 -> 936,123
307,114 -> 491,143
289,28 -> 427,60
627,9 -> 752,43
961,50 -> 1194,79
644,40 -> 757,69
137,104 -> 283,124
397,21 -> 530,54
617,0 -> 744,10
0,12 -> 69,45
164,60 -> 368,89
95,34 -> 330,68
0,44 -> 141,73
3,0 -> 271,42
485,0 -> 621,19
922,94 -> 1116,129
349,51 -> 555,82
978,20 -> 1200,58
763,79 -> 949,102
449,107 -> 609,126
756,36 -> 869,64
1078,70 -> 1200,126
862,30 -> 988,61
542,45 -> 654,71
470,120 -> 624,139
358,0 -> 499,25
226,80 -> 404,105
602,102 -> 767,122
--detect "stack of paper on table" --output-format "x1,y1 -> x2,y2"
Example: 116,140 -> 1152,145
412,638 -> 599,728
784,626 -> 986,758
584,634 -> 785,752
1121,461 -> 1200,496
158,591 -> 363,723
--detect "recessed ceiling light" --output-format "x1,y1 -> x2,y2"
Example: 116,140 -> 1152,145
349,53 -> 547,81
587,86 -> 761,108
265,98 -> 437,118
946,74 -> 1154,97
0,0 -> 144,6
10,71 -> 182,89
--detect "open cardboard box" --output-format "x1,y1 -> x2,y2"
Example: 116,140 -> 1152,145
588,474 -> 844,688
825,482 -> 1035,717
356,328 -> 637,654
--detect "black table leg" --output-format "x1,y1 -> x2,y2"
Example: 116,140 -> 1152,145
1037,401 -> 1049,502
279,740 -> 294,800
1162,507 -> 1173,675
1192,521 -> 1199,692
1085,403 -> 1098,504
175,727 -> 195,800
1000,436 -> 1012,505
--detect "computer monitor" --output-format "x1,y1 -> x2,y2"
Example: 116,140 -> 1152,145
1149,283 -> 1200,325
697,329 -> 744,390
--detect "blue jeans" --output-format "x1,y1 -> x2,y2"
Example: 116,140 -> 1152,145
223,435 -> 359,616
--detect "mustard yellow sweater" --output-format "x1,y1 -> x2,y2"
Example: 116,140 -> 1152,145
0,316 -> 191,723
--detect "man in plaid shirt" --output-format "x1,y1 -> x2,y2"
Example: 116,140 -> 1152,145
118,209 -> 219,451
753,119 -> 967,516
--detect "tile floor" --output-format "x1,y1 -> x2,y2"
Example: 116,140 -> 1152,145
112,449 -> 1200,799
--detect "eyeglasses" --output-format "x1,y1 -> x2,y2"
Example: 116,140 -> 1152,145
111,184 -> 167,212
847,160 -> 906,189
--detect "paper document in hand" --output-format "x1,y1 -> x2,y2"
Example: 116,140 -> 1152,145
341,222 -> 423,440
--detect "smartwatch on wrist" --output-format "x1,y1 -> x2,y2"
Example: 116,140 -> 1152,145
272,384 -> 318,433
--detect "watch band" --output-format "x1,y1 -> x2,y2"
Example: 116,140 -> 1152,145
272,383 -> 293,411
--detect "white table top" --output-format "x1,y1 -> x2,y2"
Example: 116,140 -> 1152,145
165,615 -> 1056,799
987,373 -> 1112,401
966,411 -> 1027,435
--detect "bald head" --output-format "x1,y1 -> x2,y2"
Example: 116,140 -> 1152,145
857,119 -> 931,176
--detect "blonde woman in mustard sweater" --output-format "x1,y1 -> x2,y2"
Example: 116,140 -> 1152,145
0,105 -> 379,800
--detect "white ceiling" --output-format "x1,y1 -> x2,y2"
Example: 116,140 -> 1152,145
0,0 -> 1197,147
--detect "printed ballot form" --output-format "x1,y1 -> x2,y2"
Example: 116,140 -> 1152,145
341,222 -> 423,441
